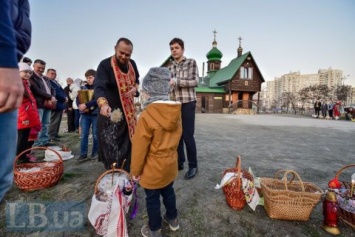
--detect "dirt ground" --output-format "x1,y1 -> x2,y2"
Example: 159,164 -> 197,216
1,113 -> 355,237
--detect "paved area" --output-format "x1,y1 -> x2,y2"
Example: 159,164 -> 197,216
190,113 -> 355,236
196,114 -> 355,188
1,113 -> 355,236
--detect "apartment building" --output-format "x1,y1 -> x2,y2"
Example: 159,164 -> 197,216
265,68 -> 344,108
319,68 -> 342,88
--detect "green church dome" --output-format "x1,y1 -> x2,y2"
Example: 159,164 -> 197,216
206,45 -> 223,61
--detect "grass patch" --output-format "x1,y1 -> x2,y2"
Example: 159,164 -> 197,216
38,191 -> 51,201
63,172 -> 82,178
61,172 -> 82,182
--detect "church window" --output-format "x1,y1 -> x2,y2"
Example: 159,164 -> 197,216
240,67 -> 253,79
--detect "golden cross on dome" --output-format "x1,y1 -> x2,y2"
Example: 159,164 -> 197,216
238,36 -> 243,47
213,29 -> 217,41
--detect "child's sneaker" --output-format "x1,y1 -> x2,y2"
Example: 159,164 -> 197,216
26,153 -> 37,162
162,213 -> 179,231
141,225 -> 162,237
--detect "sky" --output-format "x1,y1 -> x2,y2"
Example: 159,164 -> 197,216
26,0 -> 355,87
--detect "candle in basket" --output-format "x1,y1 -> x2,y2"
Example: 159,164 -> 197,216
350,179 -> 355,198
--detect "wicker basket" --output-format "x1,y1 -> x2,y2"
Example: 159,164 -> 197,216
222,156 -> 253,210
260,170 -> 323,221
14,147 -> 64,191
94,167 -> 133,197
333,164 -> 355,230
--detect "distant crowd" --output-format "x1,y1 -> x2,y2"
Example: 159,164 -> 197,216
16,57 -> 98,162
313,98 -> 355,121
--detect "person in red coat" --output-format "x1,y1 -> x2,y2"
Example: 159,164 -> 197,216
333,101 -> 341,120
16,63 -> 41,162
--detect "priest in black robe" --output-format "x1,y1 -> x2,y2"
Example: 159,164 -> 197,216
94,38 -> 140,171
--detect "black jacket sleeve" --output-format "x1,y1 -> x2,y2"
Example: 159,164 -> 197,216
30,76 -> 52,100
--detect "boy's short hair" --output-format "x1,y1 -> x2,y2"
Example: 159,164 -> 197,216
85,69 -> 96,78
169,38 -> 184,50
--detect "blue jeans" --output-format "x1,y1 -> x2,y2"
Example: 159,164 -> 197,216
178,101 -> 197,168
0,110 -> 18,202
144,182 -> 177,231
74,109 -> 80,131
34,108 -> 51,146
80,114 -> 98,156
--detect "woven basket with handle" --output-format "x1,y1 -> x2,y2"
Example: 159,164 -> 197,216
14,147 -> 63,191
222,156 -> 253,210
94,167 -> 133,197
260,170 -> 323,221
333,164 -> 355,230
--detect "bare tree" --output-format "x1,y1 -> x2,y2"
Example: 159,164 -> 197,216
270,100 -> 278,112
282,92 -> 298,113
298,87 -> 311,109
334,84 -> 351,104
298,85 -> 331,105
310,85 -> 331,100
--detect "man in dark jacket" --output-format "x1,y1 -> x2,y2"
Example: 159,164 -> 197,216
0,0 -> 31,202
47,68 -> 67,141
30,59 -> 56,146
314,99 -> 322,118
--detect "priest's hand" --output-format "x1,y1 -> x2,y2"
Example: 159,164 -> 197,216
100,104 -> 111,117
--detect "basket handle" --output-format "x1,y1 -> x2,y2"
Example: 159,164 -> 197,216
94,167 -> 133,194
335,164 -> 355,180
275,169 -> 295,183
275,169 -> 305,192
235,156 -> 242,189
13,146 -> 63,170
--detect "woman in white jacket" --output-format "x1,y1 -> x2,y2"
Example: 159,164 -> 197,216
69,78 -> 81,131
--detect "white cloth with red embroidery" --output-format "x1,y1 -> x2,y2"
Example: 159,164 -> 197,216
88,179 -> 132,237
242,178 -> 260,211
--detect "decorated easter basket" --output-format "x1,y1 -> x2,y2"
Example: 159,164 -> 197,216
222,156 -> 253,210
333,164 -> 355,230
88,163 -> 136,236
94,167 -> 134,201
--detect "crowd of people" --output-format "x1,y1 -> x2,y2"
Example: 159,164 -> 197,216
0,2 -> 199,236
313,98 -> 345,120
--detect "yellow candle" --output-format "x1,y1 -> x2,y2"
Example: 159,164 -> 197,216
351,180 -> 355,198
